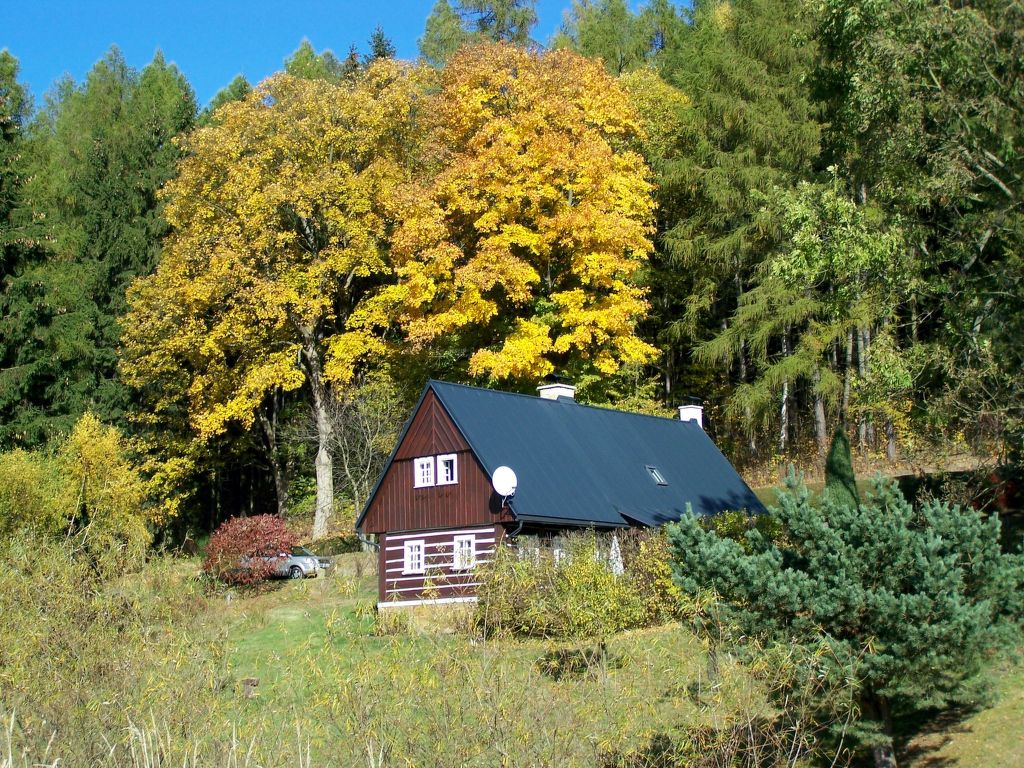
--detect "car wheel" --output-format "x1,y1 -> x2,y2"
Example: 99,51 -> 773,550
288,565 -> 303,580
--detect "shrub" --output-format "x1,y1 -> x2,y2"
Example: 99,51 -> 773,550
668,467 -> 1024,764
0,413 -> 152,574
475,529 -> 685,639
202,514 -> 297,585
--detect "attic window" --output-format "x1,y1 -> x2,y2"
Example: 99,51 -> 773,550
646,465 -> 668,486
438,454 -> 458,485
414,457 -> 435,488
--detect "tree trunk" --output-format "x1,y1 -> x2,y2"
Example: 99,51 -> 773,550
862,693 -> 898,768
857,327 -> 868,449
885,417 -> 897,462
258,396 -> 288,517
812,367 -> 828,457
303,341 -> 334,541
739,336 -> 756,456
779,328 -> 789,453
842,329 -> 854,427
864,326 -> 876,447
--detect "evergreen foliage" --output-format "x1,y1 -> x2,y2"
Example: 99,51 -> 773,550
420,0 -> 473,67
667,473 -> 1024,763
365,26 -> 397,63
198,74 -> 251,126
824,427 -> 859,511
419,0 -> 537,67
553,0 -> 686,74
648,0 -> 822,446
0,49 -> 195,447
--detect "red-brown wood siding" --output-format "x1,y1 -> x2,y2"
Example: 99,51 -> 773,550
361,389 -> 513,534
378,525 -> 502,604
394,390 -> 469,459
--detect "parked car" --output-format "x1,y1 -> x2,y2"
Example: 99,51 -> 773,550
293,545 -> 333,572
272,547 -> 323,579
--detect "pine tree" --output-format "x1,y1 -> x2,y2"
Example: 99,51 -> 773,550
668,474 -> 1024,767
365,26 -> 396,64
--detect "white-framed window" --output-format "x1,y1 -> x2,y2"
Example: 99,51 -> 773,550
413,456 -> 435,488
437,453 -> 458,485
403,540 -> 425,574
452,534 -> 475,571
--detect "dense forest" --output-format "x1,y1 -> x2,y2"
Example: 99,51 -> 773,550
1,0 -> 1021,540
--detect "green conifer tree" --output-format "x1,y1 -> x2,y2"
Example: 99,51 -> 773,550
824,427 -> 859,510
0,48 -> 196,446
365,26 -> 396,63
652,0 -> 822,451
198,74 -> 251,126
419,0 -> 537,67
668,474 -> 1024,767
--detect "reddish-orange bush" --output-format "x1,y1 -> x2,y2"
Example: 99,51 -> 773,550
202,514 -> 296,585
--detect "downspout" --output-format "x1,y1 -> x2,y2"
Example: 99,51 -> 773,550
356,533 -> 379,551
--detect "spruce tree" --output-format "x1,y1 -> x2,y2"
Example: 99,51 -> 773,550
0,49 -> 195,446
824,427 -> 858,510
365,26 -> 396,63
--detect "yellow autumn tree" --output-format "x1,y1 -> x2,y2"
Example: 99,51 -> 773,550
355,43 -> 658,383
121,62 -> 427,538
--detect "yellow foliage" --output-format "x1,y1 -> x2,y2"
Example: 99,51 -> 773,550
0,414 -> 152,567
357,43 -> 658,381
618,67 -> 691,161
122,63 -> 428,444
59,413 -> 152,558
712,1 -> 736,31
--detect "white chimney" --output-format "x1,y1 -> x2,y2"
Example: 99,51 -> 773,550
678,403 -> 704,428
537,382 -> 576,401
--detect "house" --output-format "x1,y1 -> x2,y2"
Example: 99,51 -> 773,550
356,380 -> 765,608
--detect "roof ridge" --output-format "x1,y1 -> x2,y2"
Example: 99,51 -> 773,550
429,379 -> 684,424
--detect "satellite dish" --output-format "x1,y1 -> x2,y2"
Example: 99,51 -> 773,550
491,466 -> 518,497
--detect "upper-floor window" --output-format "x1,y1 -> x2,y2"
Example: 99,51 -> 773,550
452,534 -> 475,570
414,457 -> 435,488
438,454 -> 458,485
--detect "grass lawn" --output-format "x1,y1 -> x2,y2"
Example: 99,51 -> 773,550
901,656 -> 1024,767
206,553 -> 1024,767
214,555 -> 763,766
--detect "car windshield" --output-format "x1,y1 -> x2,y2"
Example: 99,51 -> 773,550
290,546 -> 314,557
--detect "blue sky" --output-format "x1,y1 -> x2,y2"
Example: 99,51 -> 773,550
2,1 -> 577,108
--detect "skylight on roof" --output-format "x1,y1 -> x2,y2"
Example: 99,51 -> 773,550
646,465 -> 668,486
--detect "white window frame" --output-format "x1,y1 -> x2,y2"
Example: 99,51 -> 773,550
452,534 -> 475,571
413,456 -> 435,488
403,540 -> 425,574
437,453 -> 459,485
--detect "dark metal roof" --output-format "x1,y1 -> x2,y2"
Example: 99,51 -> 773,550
358,380 -> 765,530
